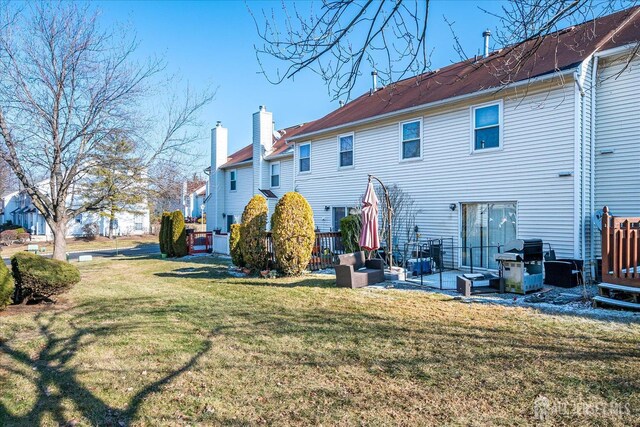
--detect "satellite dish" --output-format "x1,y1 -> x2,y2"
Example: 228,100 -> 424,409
593,209 -> 605,232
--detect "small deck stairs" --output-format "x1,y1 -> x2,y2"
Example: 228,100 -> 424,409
593,283 -> 640,311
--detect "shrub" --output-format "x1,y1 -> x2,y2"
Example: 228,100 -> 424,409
229,223 -> 244,267
11,252 -> 80,303
82,223 -> 98,240
170,210 -> 188,257
0,261 -> 14,309
1,229 -> 17,245
16,232 -> 30,243
240,195 -> 269,271
271,192 -> 315,276
159,212 -> 170,254
340,214 -> 362,253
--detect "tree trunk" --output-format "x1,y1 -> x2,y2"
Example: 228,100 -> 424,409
109,217 -> 115,239
51,221 -> 67,261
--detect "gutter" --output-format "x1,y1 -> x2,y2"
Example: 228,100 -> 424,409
289,68 -> 578,141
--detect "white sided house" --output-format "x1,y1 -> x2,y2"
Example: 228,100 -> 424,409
1,180 -> 150,240
205,109 -> 315,233
206,7 -> 640,280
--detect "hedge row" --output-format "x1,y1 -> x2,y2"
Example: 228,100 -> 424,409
159,210 -> 188,258
0,261 -> 13,309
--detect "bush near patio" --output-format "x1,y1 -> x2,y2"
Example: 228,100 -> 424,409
11,252 -> 80,303
240,195 -> 268,271
0,261 -> 14,309
170,210 -> 188,258
229,223 -> 244,267
340,214 -> 362,254
271,192 -> 315,276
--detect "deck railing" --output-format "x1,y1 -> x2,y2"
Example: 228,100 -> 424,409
266,231 -> 344,271
601,206 -> 640,287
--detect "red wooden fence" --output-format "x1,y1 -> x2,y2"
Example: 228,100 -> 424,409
187,231 -> 213,255
601,206 -> 640,287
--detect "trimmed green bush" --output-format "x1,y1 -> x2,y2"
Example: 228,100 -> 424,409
170,210 -> 188,257
271,192 -> 315,276
340,214 -> 362,253
240,195 -> 269,271
0,261 -> 14,309
11,252 -> 80,303
229,223 -> 244,267
159,212 -> 170,254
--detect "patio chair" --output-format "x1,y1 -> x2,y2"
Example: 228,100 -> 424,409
334,251 -> 385,288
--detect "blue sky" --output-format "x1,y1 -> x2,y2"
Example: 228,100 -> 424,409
97,1 -> 509,172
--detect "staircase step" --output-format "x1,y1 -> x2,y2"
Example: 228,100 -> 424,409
593,295 -> 640,311
598,282 -> 640,293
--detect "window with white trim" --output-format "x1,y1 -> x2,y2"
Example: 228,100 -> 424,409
134,214 -> 144,231
401,120 -> 421,159
472,103 -> 501,150
270,162 -> 280,187
229,170 -> 237,191
338,134 -> 354,167
299,143 -> 310,173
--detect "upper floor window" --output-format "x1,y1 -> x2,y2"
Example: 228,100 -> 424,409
338,134 -> 354,167
229,170 -> 237,191
299,143 -> 310,173
400,120 -> 421,160
472,103 -> 501,151
134,214 -> 144,231
270,162 -> 280,188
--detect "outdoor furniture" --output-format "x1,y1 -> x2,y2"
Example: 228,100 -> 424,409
544,259 -> 583,288
335,251 -> 385,288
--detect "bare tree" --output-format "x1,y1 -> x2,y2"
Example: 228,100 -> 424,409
252,0 -> 635,100
0,3 -> 214,260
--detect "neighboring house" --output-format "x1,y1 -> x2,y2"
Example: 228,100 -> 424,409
205,112 -> 314,233
207,7 -> 640,280
0,180 -> 150,239
182,182 -> 207,219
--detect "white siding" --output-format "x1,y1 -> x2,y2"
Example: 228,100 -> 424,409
295,81 -> 578,266
223,165 -> 254,227
266,158 -> 294,225
594,54 -> 640,256
595,54 -> 640,214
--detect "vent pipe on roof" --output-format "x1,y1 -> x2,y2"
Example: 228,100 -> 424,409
216,121 -> 222,127
482,29 -> 491,58
371,70 -> 378,91
339,100 -> 345,108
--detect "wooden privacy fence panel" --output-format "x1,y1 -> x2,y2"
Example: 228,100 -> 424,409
266,231 -> 344,271
187,231 -> 212,255
601,206 -> 640,287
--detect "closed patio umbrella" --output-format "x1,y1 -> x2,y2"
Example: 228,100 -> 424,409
359,181 -> 380,251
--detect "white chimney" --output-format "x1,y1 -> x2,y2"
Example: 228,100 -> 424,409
208,120 -> 228,232
482,29 -> 491,58
253,105 -> 273,194
371,70 -> 378,91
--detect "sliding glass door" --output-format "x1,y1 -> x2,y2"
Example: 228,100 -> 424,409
461,202 -> 517,270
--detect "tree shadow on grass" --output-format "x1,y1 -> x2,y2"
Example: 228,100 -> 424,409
0,305 -> 221,426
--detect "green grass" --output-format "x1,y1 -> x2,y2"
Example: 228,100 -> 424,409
0,235 -> 158,258
0,255 -> 638,426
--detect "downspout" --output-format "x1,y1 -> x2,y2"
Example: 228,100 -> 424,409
573,69 -> 586,260
578,67 -> 587,265
589,56 -> 599,281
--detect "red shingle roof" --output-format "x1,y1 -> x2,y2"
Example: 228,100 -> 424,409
219,120 -> 317,168
291,6 -> 640,138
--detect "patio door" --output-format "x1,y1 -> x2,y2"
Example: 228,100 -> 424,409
461,202 -> 516,270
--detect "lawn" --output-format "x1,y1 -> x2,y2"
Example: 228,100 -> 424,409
0,255 -> 638,426
0,235 -> 158,258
